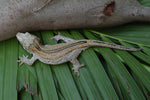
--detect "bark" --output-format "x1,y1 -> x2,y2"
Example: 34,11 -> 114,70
0,0 -> 150,41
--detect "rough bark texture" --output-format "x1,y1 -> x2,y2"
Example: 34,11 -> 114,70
0,0 -> 150,41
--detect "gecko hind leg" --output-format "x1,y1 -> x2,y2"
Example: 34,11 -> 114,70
50,32 -> 74,42
70,59 -> 85,77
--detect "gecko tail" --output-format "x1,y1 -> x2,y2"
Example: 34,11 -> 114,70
87,40 -> 142,51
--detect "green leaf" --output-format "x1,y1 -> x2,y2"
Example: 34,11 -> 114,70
93,23 -> 150,45
84,30 -> 146,100
17,42 -> 37,95
0,39 -> 18,100
19,90 -> 32,100
1,0 -> 150,100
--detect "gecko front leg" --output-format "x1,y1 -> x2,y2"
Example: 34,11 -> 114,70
17,54 -> 38,66
51,32 -> 74,42
70,59 -> 85,77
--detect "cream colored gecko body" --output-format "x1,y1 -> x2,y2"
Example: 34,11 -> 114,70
16,32 -> 141,76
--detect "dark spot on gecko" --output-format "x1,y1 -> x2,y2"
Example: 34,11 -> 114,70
103,1 -> 115,16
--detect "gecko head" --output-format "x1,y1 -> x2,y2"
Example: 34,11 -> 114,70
16,32 -> 40,53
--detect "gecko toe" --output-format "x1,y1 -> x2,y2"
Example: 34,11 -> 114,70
17,60 -> 21,62
19,62 -> 23,66
77,71 -> 80,77
73,70 -> 80,77
23,54 -> 25,57
50,36 -> 59,42
80,64 -> 85,67
50,37 -> 55,40
17,59 -> 24,66
50,32 -> 63,42
72,65 -> 82,77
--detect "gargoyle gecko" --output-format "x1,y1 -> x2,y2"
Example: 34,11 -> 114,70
16,32 -> 141,76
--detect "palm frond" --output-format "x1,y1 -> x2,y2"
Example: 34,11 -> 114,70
0,0 -> 150,100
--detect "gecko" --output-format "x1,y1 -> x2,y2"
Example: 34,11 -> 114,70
16,32 -> 141,76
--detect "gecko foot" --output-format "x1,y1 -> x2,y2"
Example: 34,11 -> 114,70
50,32 -> 62,41
72,63 -> 85,77
50,32 -> 74,42
17,55 -> 30,66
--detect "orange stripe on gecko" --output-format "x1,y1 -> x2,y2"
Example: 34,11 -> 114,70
32,44 -> 88,59
38,41 -> 79,49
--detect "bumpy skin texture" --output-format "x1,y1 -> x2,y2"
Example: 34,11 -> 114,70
0,0 -> 150,41
16,32 -> 141,76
